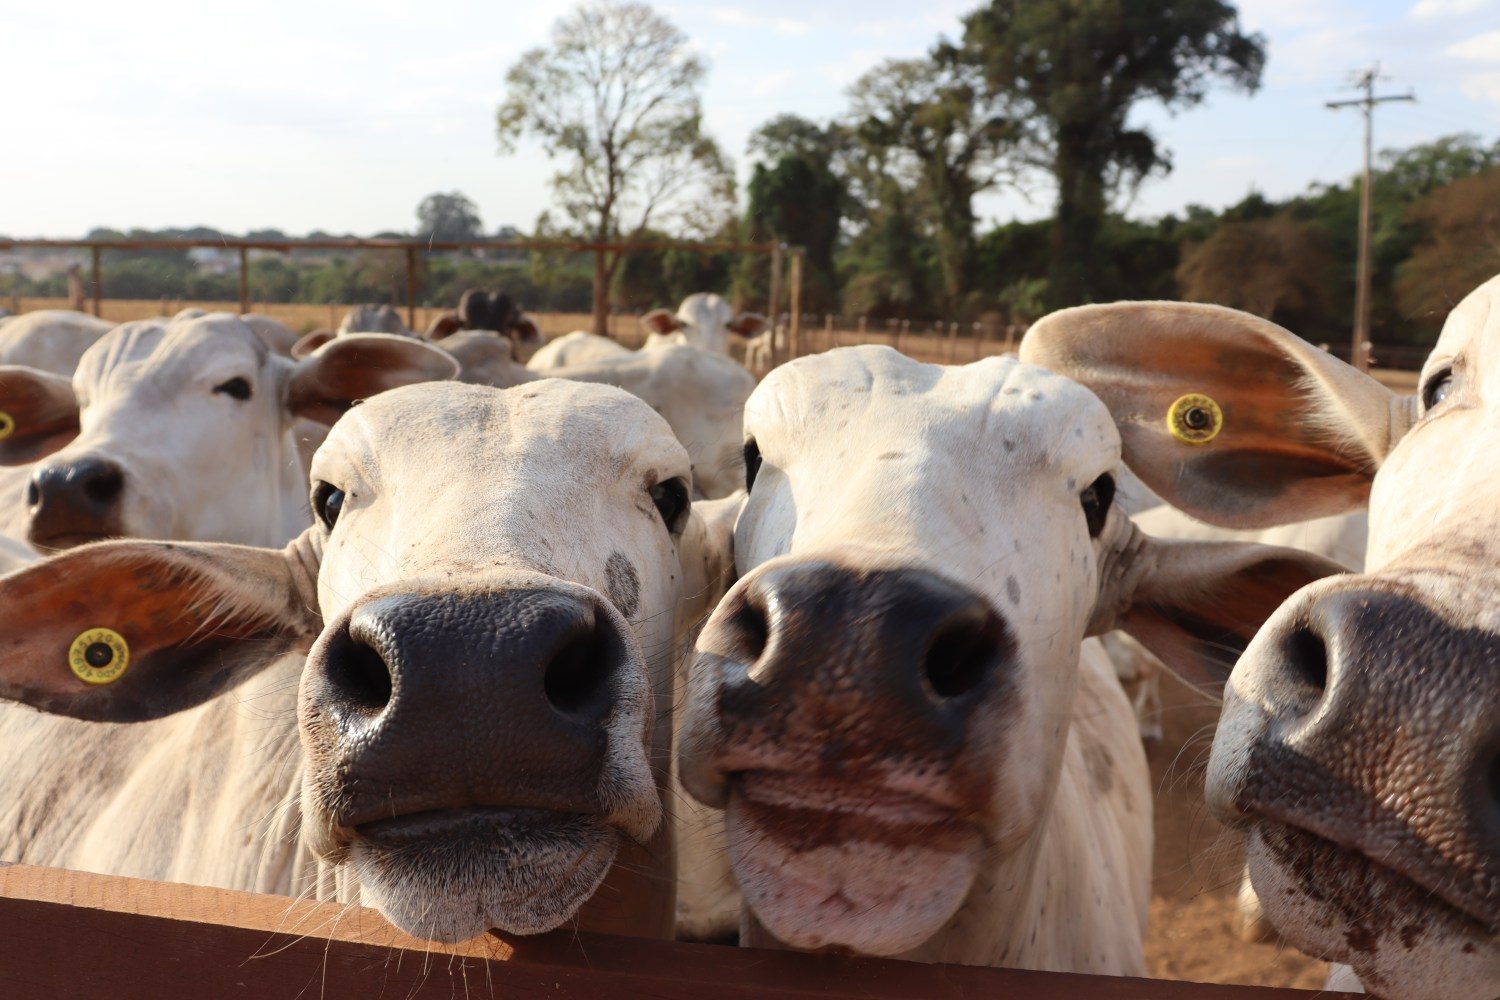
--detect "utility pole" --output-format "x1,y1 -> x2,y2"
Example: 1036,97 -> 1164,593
1327,66 -> 1415,371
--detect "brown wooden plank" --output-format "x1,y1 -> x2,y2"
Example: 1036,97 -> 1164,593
0,864 -> 1357,999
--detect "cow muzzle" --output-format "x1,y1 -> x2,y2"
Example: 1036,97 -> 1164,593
679,558 -> 1017,955
1208,576 -> 1500,996
25,453 -> 126,551
299,582 -> 661,940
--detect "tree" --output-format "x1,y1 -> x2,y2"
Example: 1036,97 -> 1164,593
1396,169 -> 1500,339
962,0 -> 1265,307
1176,216 -> 1336,329
736,115 -> 846,312
496,1 -> 733,335
415,192 -> 483,243
846,56 -> 1026,317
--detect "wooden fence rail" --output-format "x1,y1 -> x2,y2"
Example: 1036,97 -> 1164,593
0,864 -> 1354,999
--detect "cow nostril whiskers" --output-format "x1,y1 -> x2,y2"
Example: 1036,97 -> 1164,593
731,599 -> 769,668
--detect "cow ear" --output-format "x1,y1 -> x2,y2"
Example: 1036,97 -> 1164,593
291,329 -> 335,359
1090,518 -> 1346,697
285,333 -> 459,424
512,316 -> 543,345
725,312 -> 769,338
0,366 -> 80,465
423,314 -> 464,341
1020,302 -> 1410,529
0,528 -> 323,723
676,491 -> 743,645
641,309 -> 684,336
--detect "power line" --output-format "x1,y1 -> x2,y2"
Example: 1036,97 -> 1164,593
1326,65 -> 1415,371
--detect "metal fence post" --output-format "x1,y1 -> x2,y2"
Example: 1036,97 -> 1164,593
238,247 -> 250,315
90,246 -> 102,318
787,251 -> 803,361
405,247 -> 418,330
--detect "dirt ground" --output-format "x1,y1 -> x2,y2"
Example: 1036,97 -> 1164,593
1144,670 -> 1329,989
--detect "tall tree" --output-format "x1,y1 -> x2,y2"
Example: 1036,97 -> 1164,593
1396,168 -> 1500,338
962,0 -> 1265,307
416,192 -> 483,242
1176,216 -> 1336,326
737,115 -> 846,312
496,1 -> 733,335
846,57 -> 1024,317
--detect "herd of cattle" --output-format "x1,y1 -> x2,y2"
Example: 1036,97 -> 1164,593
0,282 -> 1492,999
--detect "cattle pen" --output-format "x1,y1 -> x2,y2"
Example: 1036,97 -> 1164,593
0,236 -> 814,366
0,863 -> 1358,999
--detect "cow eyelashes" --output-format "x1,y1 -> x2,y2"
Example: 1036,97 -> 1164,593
1080,473 -> 1115,538
1422,366 -> 1454,413
743,438 -> 762,491
650,478 -> 690,533
312,481 -> 345,530
213,377 -> 252,401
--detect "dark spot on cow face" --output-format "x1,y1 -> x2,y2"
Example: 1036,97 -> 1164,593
605,551 -> 640,620
877,451 -> 905,461
1006,575 -> 1021,606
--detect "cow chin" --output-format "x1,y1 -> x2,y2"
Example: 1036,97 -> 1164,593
726,776 -> 981,956
1247,824 -> 1500,1000
350,809 -> 619,942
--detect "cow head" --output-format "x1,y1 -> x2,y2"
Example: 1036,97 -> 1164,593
0,313 -> 455,551
677,346 -> 1338,957
0,379 -> 739,942
641,293 -> 767,351
1023,290 -> 1500,999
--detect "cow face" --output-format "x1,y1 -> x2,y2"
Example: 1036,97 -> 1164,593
677,346 -> 1335,956
1024,287 -> 1500,999
0,314 -> 455,551
641,293 -> 767,352
0,379 -> 738,942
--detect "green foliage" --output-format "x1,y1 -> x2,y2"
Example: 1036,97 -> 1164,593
416,192 -> 483,242
961,0 -> 1266,306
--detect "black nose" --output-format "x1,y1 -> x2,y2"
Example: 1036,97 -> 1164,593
1237,585 -> 1500,923
709,563 -> 1015,753
26,455 -> 126,547
306,589 -> 631,823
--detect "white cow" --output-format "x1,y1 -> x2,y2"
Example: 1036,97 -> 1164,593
676,346 -> 1338,972
556,344 -> 756,499
0,379 -> 738,943
0,310 -> 114,375
0,313 -> 455,550
527,294 -> 768,372
339,303 -> 407,335
527,330 -> 633,369
1023,292 -> 1500,999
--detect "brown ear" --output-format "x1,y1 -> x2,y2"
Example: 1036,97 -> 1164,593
511,316 -> 543,345
0,530 -> 322,722
291,329 -> 335,359
725,312 -> 769,338
1096,531 -> 1346,697
423,314 -> 464,341
1020,302 -> 1409,529
0,366 -> 80,465
286,333 -> 459,424
641,309 -> 684,336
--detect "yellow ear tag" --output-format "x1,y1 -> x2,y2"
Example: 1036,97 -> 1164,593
69,629 -> 130,685
1167,393 -> 1223,445
0,411 -> 14,441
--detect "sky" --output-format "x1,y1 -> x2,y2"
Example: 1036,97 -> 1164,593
4,0 -> 1500,238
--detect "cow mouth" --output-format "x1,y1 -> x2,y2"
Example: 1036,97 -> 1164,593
1250,821 -> 1499,950
723,770 -> 981,955
350,806 -> 619,942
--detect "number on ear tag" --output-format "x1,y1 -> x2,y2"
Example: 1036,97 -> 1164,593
1167,394 -> 1223,445
69,628 -> 130,685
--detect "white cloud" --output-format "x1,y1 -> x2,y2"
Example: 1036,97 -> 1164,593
1460,69 -> 1500,101
1449,30 -> 1500,60
1411,0 -> 1493,19
750,70 -> 798,96
775,18 -> 811,36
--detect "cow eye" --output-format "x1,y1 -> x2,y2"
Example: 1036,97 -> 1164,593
650,478 -> 690,532
743,438 -> 763,491
1422,367 -> 1454,412
312,481 -> 345,530
213,377 -> 252,401
1080,473 -> 1115,538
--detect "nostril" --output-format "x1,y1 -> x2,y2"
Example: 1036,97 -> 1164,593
25,478 -> 38,508
543,623 -> 614,724
730,597 -> 769,665
923,612 -> 1002,700
83,467 -> 123,506
325,631 -> 393,713
1285,624 -> 1329,696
